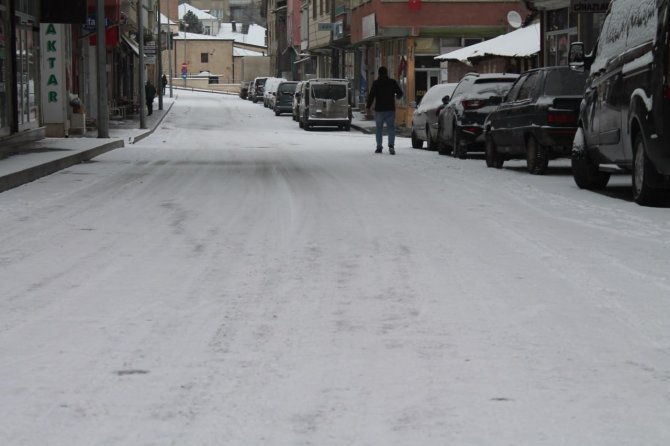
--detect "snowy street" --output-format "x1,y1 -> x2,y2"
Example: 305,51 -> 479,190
1,90 -> 669,445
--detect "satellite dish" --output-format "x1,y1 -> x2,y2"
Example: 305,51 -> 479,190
507,11 -> 522,29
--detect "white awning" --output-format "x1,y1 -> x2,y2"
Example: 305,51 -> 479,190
121,34 -> 140,57
435,22 -> 540,65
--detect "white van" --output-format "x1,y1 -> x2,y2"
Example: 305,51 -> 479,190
297,78 -> 352,131
263,77 -> 287,108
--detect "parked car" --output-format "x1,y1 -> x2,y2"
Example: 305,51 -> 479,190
239,81 -> 250,100
263,77 -> 286,108
297,78 -> 352,131
436,73 -> 518,157
250,76 -> 268,103
569,0 -> 670,205
411,83 -> 457,150
483,66 -> 586,173
292,81 -> 305,121
274,81 -> 298,116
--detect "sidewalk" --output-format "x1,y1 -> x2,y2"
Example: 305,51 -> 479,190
350,109 -> 411,137
0,97 -> 175,194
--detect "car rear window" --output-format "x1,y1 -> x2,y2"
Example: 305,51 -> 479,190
544,69 -> 586,96
279,83 -> 297,93
312,84 -> 347,100
419,84 -> 456,108
472,79 -> 516,96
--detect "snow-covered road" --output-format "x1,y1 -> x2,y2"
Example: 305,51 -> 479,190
1,91 -> 669,445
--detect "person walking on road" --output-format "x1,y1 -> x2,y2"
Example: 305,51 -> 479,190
366,66 -> 403,155
145,80 -> 157,116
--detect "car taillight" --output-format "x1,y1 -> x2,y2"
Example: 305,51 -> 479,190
462,99 -> 485,110
547,112 -> 577,125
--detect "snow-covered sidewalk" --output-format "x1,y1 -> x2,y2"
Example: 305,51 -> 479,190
0,97 -> 175,193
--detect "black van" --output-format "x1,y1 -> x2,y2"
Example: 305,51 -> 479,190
570,0 -> 670,205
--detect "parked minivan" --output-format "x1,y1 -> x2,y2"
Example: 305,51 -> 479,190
250,77 -> 268,103
297,78 -> 352,131
292,81 -> 305,121
570,0 -> 670,205
274,81 -> 298,116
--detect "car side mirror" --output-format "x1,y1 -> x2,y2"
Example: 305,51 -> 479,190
442,95 -> 450,105
569,42 -> 593,71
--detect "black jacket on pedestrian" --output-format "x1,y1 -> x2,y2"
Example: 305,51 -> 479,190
366,73 -> 403,112
145,83 -> 157,103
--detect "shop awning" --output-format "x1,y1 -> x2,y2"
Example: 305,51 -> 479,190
120,34 -> 149,58
435,22 -> 540,64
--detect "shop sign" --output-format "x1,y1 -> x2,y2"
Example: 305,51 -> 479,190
40,23 -> 67,123
570,0 -> 609,13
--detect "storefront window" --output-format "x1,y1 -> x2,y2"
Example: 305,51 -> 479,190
15,23 -> 38,128
545,7 -> 578,66
0,0 -> 8,135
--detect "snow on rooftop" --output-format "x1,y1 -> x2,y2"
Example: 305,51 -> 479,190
173,31 -> 231,40
218,23 -> 267,48
234,47 -> 265,57
436,22 -> 540,64
159,13 -> 175,25
178,3 -> 218,21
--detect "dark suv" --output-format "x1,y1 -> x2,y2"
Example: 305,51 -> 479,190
570,0 -> 670,205
436,72 -> 518,158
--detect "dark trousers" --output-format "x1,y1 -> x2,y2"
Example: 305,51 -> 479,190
146,100 -> 153,115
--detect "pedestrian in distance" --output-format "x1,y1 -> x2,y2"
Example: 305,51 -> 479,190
161,74 -> 168,96
145,80 -> 157,116
366,66 -> 404,155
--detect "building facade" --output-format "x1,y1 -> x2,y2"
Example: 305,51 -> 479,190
522,0 -> 607,67
1,0 -> 42,142
349,0 -> 528,127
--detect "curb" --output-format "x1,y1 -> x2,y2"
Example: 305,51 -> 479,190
351,123 -> 373,134
0,100 -> 175,193
0,139 -> 124,194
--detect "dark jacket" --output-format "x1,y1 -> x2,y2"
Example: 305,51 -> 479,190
145,83 -> 157,102
366,75 -> 403,111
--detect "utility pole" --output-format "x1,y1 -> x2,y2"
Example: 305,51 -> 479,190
157,0 -> 163,110
168,0 -> 173,97
96,0 -> 109,137
138,0 -> 147,129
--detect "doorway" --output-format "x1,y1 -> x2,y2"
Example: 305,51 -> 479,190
415,69 -> 440,105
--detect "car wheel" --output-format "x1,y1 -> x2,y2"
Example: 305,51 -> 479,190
252,97 -> 258,103
275,108 -> 281,116
344,123 -> 351,131
572,127 -> 610,190
453,126 -> 466,159
436,126 -> 450,156
632,132 -> 667,205
411,130 -> 423,149
426,125 -> 438,151
485,134 -> 504,169
526,135 -> 548,174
